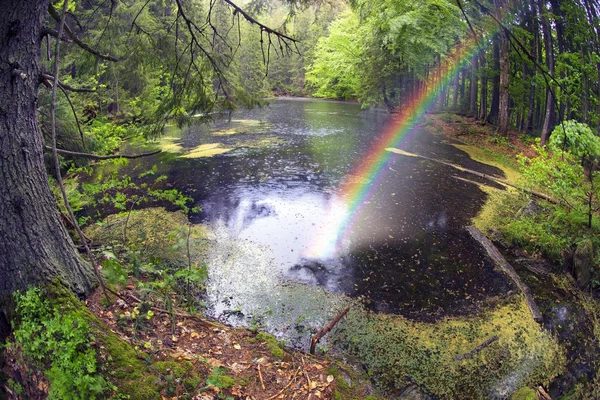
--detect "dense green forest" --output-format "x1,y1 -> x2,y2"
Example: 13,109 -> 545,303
3,0 -> 600,399
32,0 -> 600,152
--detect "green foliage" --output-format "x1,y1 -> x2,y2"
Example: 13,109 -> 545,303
507,121 -> 600,266
206,367 -> 235,389
549,120 -> 600,159
10,287 -> 110,399
511,387 -> 537,400
85,119 -> 138,156
305,11 -> 364,100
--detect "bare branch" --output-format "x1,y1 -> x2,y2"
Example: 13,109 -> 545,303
45,146 -> 162,160
48,4 -> 120,62
49,0 -> 109,301
220,0 -> 297,43
42,72 -> 95,93
41,26 -> 73,43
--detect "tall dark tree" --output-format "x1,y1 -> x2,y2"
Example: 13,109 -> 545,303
538,0 -> 555,145
0,0 -> 95,329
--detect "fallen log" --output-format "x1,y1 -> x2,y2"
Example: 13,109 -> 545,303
453,335 -> 499,361
310,305 -> 350,354
386,147 -> 557,204
467,226 -> 543,323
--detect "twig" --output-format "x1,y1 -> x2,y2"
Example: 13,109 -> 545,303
57,83 -> 85,148
49,0 -> 109,302
537,386 -> 552,400
453,335 -> 499,361
310,305 -> 350,354
257,364 -> 266,390
106,288 -> 222,329
45,146 -> 161,160
266,368 -> 300,400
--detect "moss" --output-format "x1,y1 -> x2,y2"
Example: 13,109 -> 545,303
153,360 -> 194,378
85,207 -> 213,270
206,367 -> 235,389
333,298 -> 566,399
183,375 -> 203,392
180,143 -> 232,158
327,364 -> 378,399
511,387 -> 537,400
255,332 -> 284,359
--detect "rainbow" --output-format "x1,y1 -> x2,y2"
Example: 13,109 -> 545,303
306,35 -> 485,259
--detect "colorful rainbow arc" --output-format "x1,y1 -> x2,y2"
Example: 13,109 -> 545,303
305,35 -> 485,259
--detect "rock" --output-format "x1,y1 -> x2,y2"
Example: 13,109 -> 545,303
574,239 -> 594,288
517,199 -> 544,218
398,384 -> 431,400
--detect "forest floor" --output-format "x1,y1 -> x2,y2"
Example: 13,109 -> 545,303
85,286 -> 368,400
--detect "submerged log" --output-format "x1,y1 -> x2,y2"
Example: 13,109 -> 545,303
453,335 -> 499,361
467,226 -> 543,323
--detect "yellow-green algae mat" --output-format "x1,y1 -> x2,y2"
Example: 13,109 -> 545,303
334,297 -> 565,399
157,120 -> 277,158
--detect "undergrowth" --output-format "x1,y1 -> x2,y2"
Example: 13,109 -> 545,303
8,287 -> 110,399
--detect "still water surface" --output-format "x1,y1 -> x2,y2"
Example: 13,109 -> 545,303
129,98 -> 510,343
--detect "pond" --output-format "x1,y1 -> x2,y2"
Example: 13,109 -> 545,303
126,98 -> 511,346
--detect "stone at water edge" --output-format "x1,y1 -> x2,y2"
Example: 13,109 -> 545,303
574,239 -> 594,289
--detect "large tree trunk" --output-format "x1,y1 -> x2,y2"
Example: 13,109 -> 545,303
487,38 -> 500,124
0,0 -> 95,323
469,56 -> 478,116
497,0 -> 510,136
479,51 -> 488,121
539,0 -> 555,145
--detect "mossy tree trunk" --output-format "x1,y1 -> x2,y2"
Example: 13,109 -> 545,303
0,0 -> 95,332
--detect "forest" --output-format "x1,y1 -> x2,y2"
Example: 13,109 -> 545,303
2,0 -> 600,399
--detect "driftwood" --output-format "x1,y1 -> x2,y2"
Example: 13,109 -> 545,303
467,226 -> 543,323
453,335 -> 499,361
310,305 -> 350,354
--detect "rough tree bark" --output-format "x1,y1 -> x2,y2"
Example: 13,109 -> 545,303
0,0 -> 95,327
497,0 -> 510,136
469,56 -> 478,116
538,0 -> 555,145
487,38 -> 500,124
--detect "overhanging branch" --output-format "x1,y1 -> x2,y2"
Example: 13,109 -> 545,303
42,73 -> 95,93
48,4 -> 120,62
45,147 -> 162,160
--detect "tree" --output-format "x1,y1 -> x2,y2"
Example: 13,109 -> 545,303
0,0 -> 95,334
0,0 -> 296,333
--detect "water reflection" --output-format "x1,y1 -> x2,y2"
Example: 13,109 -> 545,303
125,98 -> 511,324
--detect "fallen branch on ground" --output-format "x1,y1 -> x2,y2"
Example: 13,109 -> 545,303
310,305 -> 350,354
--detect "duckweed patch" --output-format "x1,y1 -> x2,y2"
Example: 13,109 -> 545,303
180,143 -> 232,158
333,298 -> 565,399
